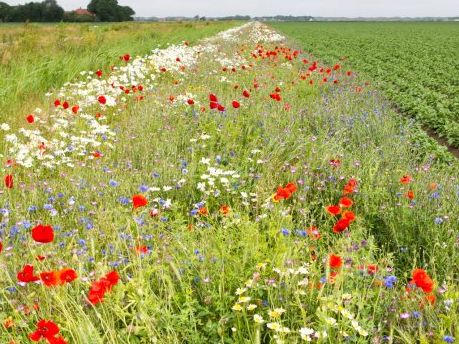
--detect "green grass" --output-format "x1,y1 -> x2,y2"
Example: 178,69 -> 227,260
0,21 -> 239,126
0,22 -> 458,343
271,22 -> 459,147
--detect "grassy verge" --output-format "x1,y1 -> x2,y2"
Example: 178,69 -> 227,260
0,21 -> 239,125
0,22 -> 457,343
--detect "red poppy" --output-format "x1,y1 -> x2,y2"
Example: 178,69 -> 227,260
400,175 -> 412,184
98,95 -> 106,105
96,69 -> 103,78
209,101 -> 218,110
232,100 -> 240,109
333,218 -> 350,233
62,101 -> 69,109
270,93 -> 281,101
242,89 -> 250,98
329,254 -> 342,269
29,319 -> 60,342
122,54 -> 130,62
6,159 -> 16,167
367,264 -> 378,275
198,207 -> 208,216
342,210 -> 355,222
329,159 -> 341,167
71,105 -> 79,114
4,175 -> 13,189
411,268 -> 434,293
274,182 -> 297,201
424,293 -> 436,305
326,205 -> 341,216
88,271 -> 120,305
54,99 -> 61,107
92,151 -> 102,158
136,245 -> 149,254
285,182 -> 297,193
58,268 -> 78,284
209,93 -> 218,102
132,194 -> 148,208
343,178 -> 357,194
26,114 -> 35,123
31,224 -> 54,243
17,264 -> 40,283
339,197 -> 353,207
219,204 -> 230,215
40,271 -> 59,287
187,99 -> 195,105
406,190 -> 415,200
0,241 -> 2,254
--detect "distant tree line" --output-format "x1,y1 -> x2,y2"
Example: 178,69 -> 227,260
136,15 -> 313,22
0,0 -> 134,22
0,0 -> 64,22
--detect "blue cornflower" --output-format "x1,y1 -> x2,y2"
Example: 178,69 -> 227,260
430,192 -> 440,199
10,225 -> 20,237
109,179 -> 119,187
139,184 -> 149,192
43,204 -> 53,210
434,217 -> 444,225
384,275 -> 397,288
119,197 -> 130,205
443,336 -> 455,343
281,228 -> 290,236
295,229 -> 307,237
28,205 -> 37,212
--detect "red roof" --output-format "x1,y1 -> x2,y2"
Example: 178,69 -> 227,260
74,8 -> 95,16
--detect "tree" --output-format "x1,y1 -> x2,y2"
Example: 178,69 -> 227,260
41,0 -> 64,22
117,5 -> 134,21
0,2 -> 11,22
2,0 -> 64,22
87,0 -> 135,22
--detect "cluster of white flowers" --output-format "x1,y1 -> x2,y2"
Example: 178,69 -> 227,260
3,22 -> 286,169
196,164 -> 240,197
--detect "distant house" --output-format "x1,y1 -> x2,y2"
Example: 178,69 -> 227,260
74,8 -> 95,17
63,8 -> 96,22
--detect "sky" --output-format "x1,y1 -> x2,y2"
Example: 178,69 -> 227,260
4,0 -> 459,17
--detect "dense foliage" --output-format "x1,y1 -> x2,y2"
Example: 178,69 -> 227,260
87,0 -> 134,22
272,22 -> 459,147
0,0 -> 135,22
0,0 -> 64,22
